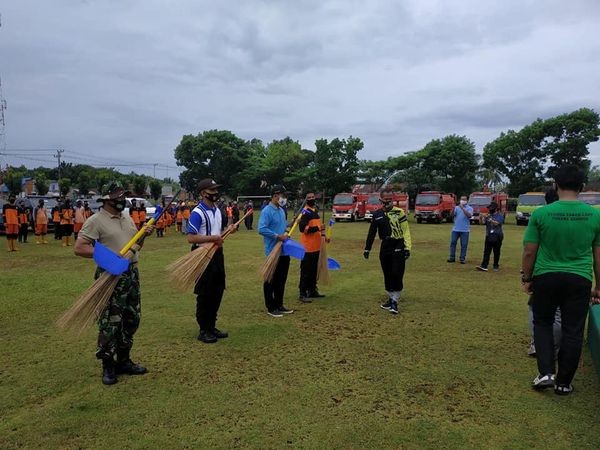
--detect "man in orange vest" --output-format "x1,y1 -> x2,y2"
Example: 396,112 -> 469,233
60,198 -> 75,247
130,199 -> 140,230
83,201 -> 93,220
176,201 -> 184,232
74,200 -> 86,240
3,194 -> 19,252
17,203 -> 30,243
34,199 -> 49,244
298,191 -> 326,302
138,201 -> 147,227
182,201 -> 191,235
52,200 -> 62,240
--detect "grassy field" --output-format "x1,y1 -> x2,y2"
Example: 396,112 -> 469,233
1,213 -> 600,449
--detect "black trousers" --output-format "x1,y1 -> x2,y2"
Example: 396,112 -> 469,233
244,215 -> 253,230
264,255 -> 290,311
480,236 -> 503,268
194,248 -> 225,331
379,241 -> 406,292
531,272 -> 591,385
299,251 -> 320,296
54,222 -> 62,239
18,223 -> 28,242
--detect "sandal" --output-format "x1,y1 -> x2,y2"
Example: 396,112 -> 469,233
554,384 -> 574,395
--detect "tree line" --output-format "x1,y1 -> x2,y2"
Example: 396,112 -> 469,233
1,163 -> 169,200
174,107 -> 600,199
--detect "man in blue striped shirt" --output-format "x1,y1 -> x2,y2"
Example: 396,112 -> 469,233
258,185 -> 294,317
187,179 -> 235,343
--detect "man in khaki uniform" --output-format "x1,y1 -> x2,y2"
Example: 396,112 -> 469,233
74,181 -> 153,386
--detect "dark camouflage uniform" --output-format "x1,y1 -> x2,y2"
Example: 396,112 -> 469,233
95,265 -> 141,360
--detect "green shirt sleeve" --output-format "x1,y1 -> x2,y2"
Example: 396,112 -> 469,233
523,210 -> 540,244
594,211 -> 600,247
400,211 -> 412,251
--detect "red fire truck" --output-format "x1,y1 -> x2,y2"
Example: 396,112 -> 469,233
332,193 -> 369,222
414,191 -> 456,223
468,191 -> 508,224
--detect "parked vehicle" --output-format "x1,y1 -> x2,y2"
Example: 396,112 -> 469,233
331,193 -> 368,222
468,191 -> 509,224
516,192 -> 546,225
577,191 -> 600,209
414,191 -> 456,223
124,198 -> 156,222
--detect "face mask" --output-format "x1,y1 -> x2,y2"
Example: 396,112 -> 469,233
204,192 -> 219,203
111,199 -> 126,211
278,197 -> 287,207
460,200 -> 467,206
306,199 -> 316,207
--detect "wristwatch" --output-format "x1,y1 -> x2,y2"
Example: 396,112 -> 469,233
521,274 -> 532,283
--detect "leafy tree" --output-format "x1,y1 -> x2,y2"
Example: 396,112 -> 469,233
35,172 -> 50,195
149,180 -> 162,201
174,130 -> 251,195
77,172 -> 92,197
261,137 -> 314,196
59,178 -> 72,197
3,169 -> 25,195
132,176 -> 147,196
314,136 -> 363,196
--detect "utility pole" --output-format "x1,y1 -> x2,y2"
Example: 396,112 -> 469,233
0,15 -> 7,152
153,163 -> 157,178
54,149 -> 64,180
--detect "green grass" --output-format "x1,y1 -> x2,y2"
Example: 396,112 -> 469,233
1,214 -> 600,449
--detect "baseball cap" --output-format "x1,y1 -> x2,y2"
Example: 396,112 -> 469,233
270,184 -> 289,196
100,181 -> 130,201
197,179 -> 221,192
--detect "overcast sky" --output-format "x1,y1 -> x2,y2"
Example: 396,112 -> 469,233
1,0 -> 599,178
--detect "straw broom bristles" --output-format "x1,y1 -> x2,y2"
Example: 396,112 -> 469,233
56,249 -> 137,334
168,211 -> 251,290
260,240 -> 283,283
317,236 -> 331,285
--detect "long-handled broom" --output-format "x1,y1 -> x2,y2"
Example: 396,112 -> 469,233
167,210 -> 251,291
56,191 -> 181,333
317,219 -> 334,285
260,201 -> 306,283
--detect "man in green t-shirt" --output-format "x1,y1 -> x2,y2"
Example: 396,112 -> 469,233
522,165 -> 600,395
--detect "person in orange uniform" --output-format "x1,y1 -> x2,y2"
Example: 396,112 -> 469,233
155,200 -> 166,237
176,202 -> 184,232
182,201 -> 191,235
138,201 -> 147,228
17,203 -> 30,244
83,201 -> 93,220
34,199 -> 49,244
130,199 -> 140,230
60,198 -> 75,246
298,191 -> 326,301
74,200 -> 86,241
3,194 -> 19,251
52,200 -> 62,240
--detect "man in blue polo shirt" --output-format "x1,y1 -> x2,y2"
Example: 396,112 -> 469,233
187,178 -> 235,343
258,185 -> 294,317
447,195 -> 473,264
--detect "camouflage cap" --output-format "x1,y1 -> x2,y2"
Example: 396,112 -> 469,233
100,181 -> 130,200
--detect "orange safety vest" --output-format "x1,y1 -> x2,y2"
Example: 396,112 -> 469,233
3,204 -> 18,225
176,209 -> 183,222
299,206 -> 323,253
52,209 -> 61,222
139,209 -> 147,223
36,207 -> 48,225
226,206 -> 233,218
84,208 -> 93,219
19,211 -> 28,225
183,207 -> 191,219
131,208 -> 140,224
60,207 -> 74,225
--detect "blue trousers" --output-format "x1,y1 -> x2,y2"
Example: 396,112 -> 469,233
449,231 -> 469,262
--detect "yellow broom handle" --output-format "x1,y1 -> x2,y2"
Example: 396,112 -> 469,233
118,190 -> 182,256
287,200 -> 307,237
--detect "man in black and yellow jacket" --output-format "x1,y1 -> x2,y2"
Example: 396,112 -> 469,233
363,188 -> 412,315
298,191 -> 326,302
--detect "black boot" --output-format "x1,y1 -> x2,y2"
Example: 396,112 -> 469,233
102,358 -> 118,385
116,349 -> 148,375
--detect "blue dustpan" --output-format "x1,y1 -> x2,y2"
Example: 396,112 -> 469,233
282,239 -> 305,260
327,257 -> 341,270
93,241 -> 130,275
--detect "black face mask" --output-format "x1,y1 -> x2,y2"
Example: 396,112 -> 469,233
381,200 -> 392,210
306,199 -> 316,207
110,199 -> 126,211
204,192 -> 219,203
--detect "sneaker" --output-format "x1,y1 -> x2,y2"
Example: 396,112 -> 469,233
380,299 -> 393,310
212,328 -> 229,339
198,330 -> 218,343
532,373 -> 555,390
278,306 -> 294,314
267,309 -> 283,318
460,260 -> 466,264
389,302 -> 399,314
298,294 -> 312,303
447,258 -> 455,263
493,266 -> 499,272
309,291 -> 325,298
476,266 -> 488,272
554,383 -> 574,396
